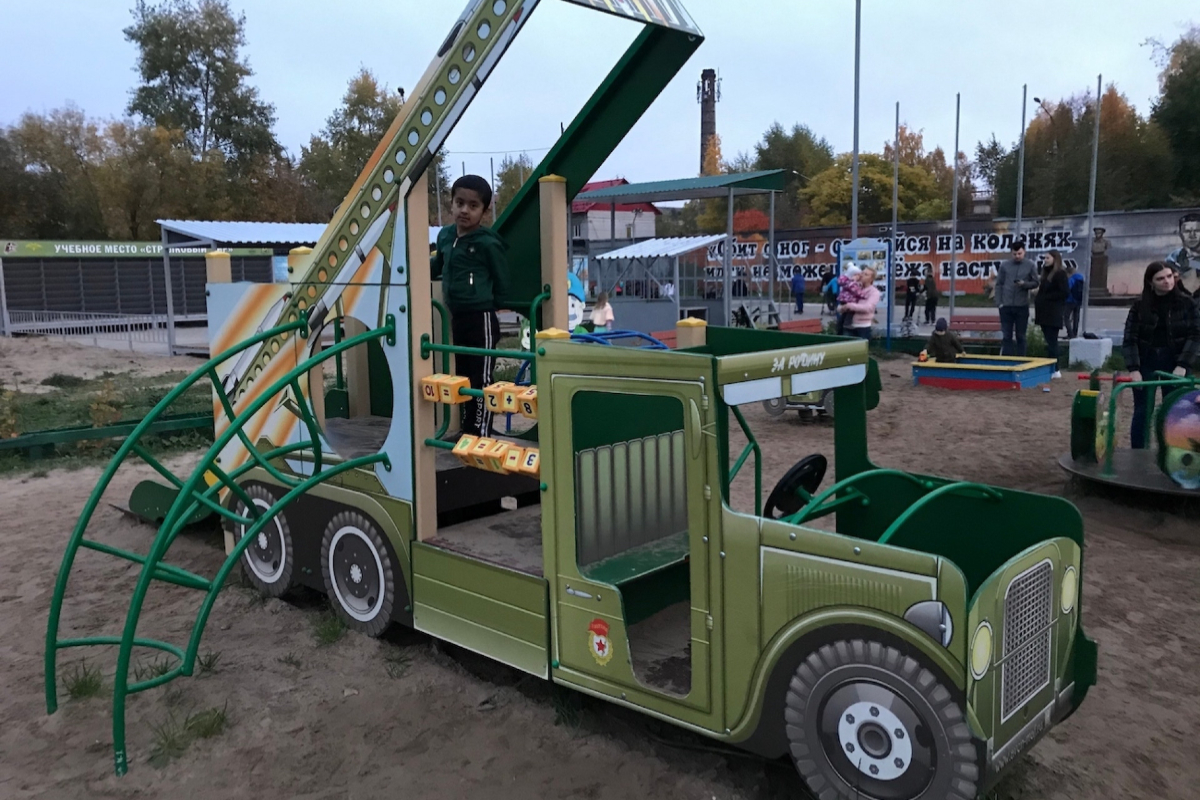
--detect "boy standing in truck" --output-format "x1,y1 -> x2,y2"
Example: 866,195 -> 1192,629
431,175 -> 511,436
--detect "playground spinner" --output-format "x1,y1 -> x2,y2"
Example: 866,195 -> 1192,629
45,3 -> 1096,798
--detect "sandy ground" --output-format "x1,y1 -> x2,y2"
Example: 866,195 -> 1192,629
1,343 -> 1198,800
0,337 -> 198,394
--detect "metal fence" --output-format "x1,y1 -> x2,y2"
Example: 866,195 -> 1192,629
7,310 -> 170,351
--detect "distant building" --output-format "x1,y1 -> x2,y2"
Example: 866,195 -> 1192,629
571,179 -> 659,243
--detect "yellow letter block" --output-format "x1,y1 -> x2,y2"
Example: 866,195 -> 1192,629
484,381 -> 512,414
502,446 -> 525,473
452,434 -> 478,466
518,447 -> 540,476
439,375 -> 471,405
420,374 -> 448,403
517,387 -> 538,419
483,439 -> 511,472
469,437 -> 495,470
500,384 -> 522,413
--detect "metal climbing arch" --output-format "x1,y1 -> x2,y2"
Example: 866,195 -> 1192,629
44,315 -> 396,776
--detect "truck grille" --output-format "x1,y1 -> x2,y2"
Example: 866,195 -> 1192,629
1000,560 -> 1053,721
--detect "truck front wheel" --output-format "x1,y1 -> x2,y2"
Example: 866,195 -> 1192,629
785,639 -> 978,800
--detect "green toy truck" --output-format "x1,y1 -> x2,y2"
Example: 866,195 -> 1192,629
44,2 -> 1094,795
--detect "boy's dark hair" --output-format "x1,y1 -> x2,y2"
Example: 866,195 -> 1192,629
452,174 -> 493,209
1011,238 -> 1026,252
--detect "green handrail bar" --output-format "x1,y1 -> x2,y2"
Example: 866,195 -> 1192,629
784,469 -> 938,526
206,367 -> 302,492
876,482 -> 1003,545
425,438 -> 456,451
430,298 -> 454,440
729,405 -> 762,517
46,318 -> 306,715
420,334 -> 536,363
528,284 -> 552,384
1102,372 -> 1195,476
106,322 -> 394,776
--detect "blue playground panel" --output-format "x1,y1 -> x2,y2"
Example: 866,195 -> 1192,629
912,356 -> 1057,391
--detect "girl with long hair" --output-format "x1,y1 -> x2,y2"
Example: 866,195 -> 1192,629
1034,249 -> 1070,377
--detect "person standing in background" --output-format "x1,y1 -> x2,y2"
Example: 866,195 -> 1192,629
790,269 -> 806,314
1064,262 -> 1085,339
922,268 -> 940,325
904,275 -> 920,320
1034,249 -> 1069,378
1122,261 -> 1200,448
837,266 -> 880,340
994,241 -> 1039,356
589,292 -> 615,332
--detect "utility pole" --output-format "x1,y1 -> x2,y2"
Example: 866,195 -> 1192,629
1082,74 -> 1103,335
850,0 -> 862,239
1015,84 -> 1027,241
889,100 -> 899,351
490,157 -> 497,223
949,93 -> 961,321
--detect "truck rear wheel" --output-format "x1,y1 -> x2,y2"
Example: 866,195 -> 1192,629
319,511 -> 396,637
785,639 -> 978,800
232,484 -> 294,598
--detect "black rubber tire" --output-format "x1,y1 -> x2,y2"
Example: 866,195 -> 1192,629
763,397 -> 788,417
232,484 -> 294,598
821,389 -> 835,420
319,511 -> 396,637
785,639 -> 979,800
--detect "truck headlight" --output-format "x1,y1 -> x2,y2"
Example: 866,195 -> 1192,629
1061,566 -> 1077,614
970,621 -> 993,679
904,600 -> 953,648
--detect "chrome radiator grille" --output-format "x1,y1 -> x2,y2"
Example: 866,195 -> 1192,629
1001,560 -> 1054,721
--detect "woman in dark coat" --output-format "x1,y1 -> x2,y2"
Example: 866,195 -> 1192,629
1122,261 -> 1200,448
1034,249 -> 1070,375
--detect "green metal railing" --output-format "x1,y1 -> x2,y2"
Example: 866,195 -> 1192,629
1101,371 -> 1196,476
876,482 -> 1001,545
45,316 -> 395,776
784,469 -> 938,526
729,405 -> 762,516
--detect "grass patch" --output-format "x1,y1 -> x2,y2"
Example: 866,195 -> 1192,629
0,369 -> 214,476
277,652 -> 302,668
551,685 -> 583,729
132,656 -> 174,683
312,609 -> 346,647
385,652 -> 413,679
148,704 -> 230,767
63,659 -> 104,700
185,703 -> 229,739
197,650 -> 221,675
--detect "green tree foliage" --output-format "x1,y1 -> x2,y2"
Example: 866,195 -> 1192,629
9,106 -> 107,238
124,0 -> 279,169
752,123 -> 834,227
494,152 -> 534,218
299,68 -> 403,218
882,125 -> 973,218
1151,26 -> 1200,203
801,153 -> 951,226
992,85 -> 1174,217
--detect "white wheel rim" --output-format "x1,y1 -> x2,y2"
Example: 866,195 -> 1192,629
238,498 -> 286,583
837,700 -> 914,781
328,525 -> 386,621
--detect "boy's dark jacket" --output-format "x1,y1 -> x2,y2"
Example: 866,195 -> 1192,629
430,224 -> 510,313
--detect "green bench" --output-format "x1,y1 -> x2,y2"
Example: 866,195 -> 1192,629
579,531 -> 690,624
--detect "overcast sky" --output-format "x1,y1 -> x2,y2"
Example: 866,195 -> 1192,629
2,0 -> 1194,189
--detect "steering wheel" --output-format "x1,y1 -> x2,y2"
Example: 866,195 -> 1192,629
764,454 -> 828,519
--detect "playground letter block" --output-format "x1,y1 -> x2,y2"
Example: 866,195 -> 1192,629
439,375 -> 471,405
420,374 -> 448,403
518,447 -> 541,476
483,439 -> 511,472
452,434 -> 478,466
499,384 -> 521,413
469,437 -> 495,470
484,382 -> 512,414
518,387 -> 538,419
502,446 -> 525,473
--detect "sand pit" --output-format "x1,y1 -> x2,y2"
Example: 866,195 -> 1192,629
1,341 -> 1198,800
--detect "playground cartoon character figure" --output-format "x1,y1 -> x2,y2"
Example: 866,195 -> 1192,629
1161,389 -> 1200,489
567,273 -> 587,332
588,618 -> 613,666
